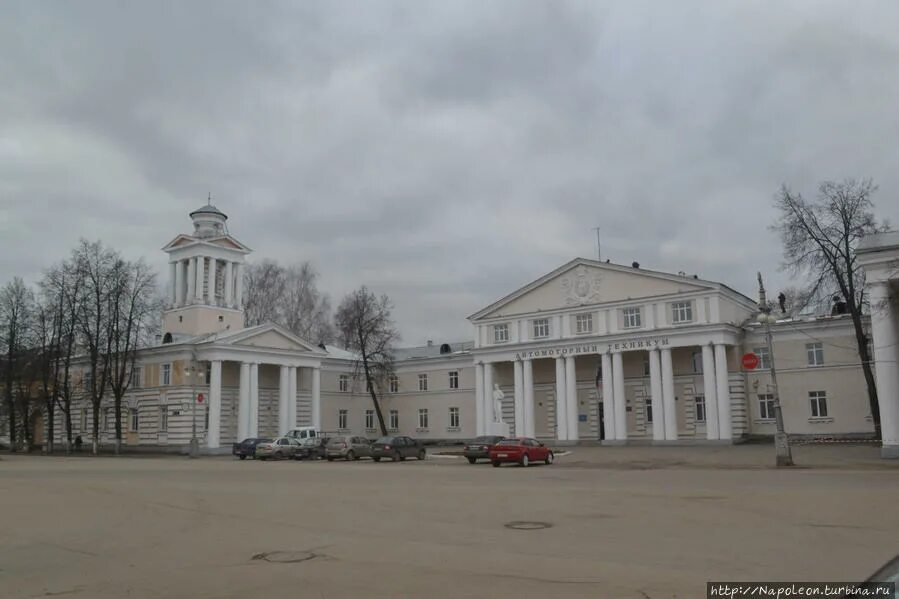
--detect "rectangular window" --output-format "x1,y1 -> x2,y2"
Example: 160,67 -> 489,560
493,323 -> 509,343
204,406 -> 209,431
754,347 -> 771,370
418,374 -> 428,391
205,363 -> 211,385
691,351 -> 703,374
339,374 -> 349,392
575,313 -> 593,334
83,372 -> 93,393
671,301 -> 693,324
449,407 -> 460,429
448,371 -> 459,390
365,409 -> 375,430
130,366 -> 142,389
533,318 -> 550,339
129,407 -> 139,432
623,307 -> 642,329
809,391 -> 828,418
807,343 -> 824,366
338,409 -> 348,430
161,363 -> 171,386
159,406 -> 168,432
694,395 -> 706,423
642,354 -> 650,376
758,393 -> 775,420
389,375 -> 399,393
645,397 -> 652,423
389,409 -> 399,431
80,408 -> 87,431
418,408 -> 429,429
104,407 -> 113,431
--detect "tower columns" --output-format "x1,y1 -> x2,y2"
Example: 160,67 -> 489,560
224,261 -> 234,307
194,256 -> 205,302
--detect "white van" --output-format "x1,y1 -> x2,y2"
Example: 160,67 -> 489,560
285,427 -> 319,446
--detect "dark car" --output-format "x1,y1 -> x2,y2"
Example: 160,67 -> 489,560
296,437 -> 330,460
463,435 -> 505,464
371,436 -> 426,462
232,437 -> 272,460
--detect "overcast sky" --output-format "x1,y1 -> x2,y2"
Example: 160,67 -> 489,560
2,1 -> 898,344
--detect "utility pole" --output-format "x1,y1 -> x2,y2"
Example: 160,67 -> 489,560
757,272 -> 793,467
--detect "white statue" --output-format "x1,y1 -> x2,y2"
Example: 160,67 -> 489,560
492,383 -> 505,423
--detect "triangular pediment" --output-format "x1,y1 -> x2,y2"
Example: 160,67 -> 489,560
471,258 -> 719,320
161,234 -> 197,251
161,234 -> 252,254
214,324 -> 323,353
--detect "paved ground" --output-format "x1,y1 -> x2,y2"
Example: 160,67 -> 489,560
1,445 -> 898,599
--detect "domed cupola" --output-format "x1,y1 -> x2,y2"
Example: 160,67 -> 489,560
189,201 -> 228,239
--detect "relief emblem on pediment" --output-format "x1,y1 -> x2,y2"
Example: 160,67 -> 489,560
561,266 -> 601,305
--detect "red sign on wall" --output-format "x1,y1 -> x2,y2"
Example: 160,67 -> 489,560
197,393 -> 205,403
741,353 -> 760,370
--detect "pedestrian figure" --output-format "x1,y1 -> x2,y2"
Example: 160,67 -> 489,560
74,435 -> 83,453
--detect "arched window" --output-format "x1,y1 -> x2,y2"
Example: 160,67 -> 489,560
162,332 -> 173,344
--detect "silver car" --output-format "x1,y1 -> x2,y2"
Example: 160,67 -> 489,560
326,436 -> 372,461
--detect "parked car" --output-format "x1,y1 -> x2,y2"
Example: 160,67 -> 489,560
255,437 -> 303,460
296,436 -> 329,460
326,436 -> 372,461
285,427 -> 320,447
488,437 -> 553,467
463,435 -> 505,464
232,437 -> 272,460
371,436 -> 426,462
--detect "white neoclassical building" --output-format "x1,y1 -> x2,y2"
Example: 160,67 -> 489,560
858,231 -> 899,458
43,203 -> 888,454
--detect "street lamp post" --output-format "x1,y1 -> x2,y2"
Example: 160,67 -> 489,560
757,272 -> 793,468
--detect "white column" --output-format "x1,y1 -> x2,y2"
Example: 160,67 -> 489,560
249,362 -> 259,437
554,357 -> 568,440
474,363 -> 485,435
207,258 -> 217,305
565,355 -> 578,441
513,359 -> 524,437
186,257 -> 196,303
234,262 -> 243,308
224,261 -> 233,307
661,347 -> 677,441
169,262 -> 177,306
714,344 -> 732,440
702,344 -> 720,440
870,282 -> 899,456
175,260 -> 185,307
648,349 -> 665,441
207,360 -> 222,448
601,352 -> 616,441
613,351 -> 627,440
288,366 -> 297,430
311,367 -> 321,430
523,359 -> 535,438
238,362 -> 250,441
483,362 -> 495,428
278,365 -> 289,436
194,256 -> 205,302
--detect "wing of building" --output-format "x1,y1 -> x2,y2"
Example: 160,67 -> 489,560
40,204 -> 888,453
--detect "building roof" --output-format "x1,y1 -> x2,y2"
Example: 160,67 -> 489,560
857,230 -> 899,253
393,341 -> 474,361
189,203 -> 228,220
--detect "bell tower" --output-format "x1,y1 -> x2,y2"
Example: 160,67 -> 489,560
161,201 -> 252,338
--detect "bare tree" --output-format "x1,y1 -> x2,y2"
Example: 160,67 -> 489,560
0,277 -> 35,451
33,297 -> 61,453
74,240 -> 118,455
334,287 -> 399,436
773,178 -> 888,438
41,259 -> 84,453
243,259 -> 334,343
107,258 -> 158,454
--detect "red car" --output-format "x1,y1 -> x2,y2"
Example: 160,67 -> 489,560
488,437 -> 554,467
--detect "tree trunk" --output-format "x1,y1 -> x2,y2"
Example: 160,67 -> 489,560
362,360 -> 388,436
114,397 -> 122,456
92,403 -> 100,455
850,310 -> 881,440
46,399 -> 55,455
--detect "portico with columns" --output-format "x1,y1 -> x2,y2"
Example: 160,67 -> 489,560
857,231 -> 899,458
469,259 -> 756,444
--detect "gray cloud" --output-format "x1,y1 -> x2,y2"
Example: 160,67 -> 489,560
2,1 -> 899,343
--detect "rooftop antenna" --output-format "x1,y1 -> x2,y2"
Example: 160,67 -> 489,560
207,192 -> 212,206
592,226 -> 601,261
